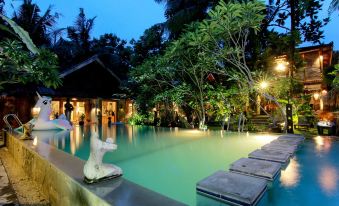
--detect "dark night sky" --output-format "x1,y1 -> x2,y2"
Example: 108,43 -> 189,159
4,0 -> 339,49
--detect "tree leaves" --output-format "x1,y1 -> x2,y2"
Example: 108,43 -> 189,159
0,14 -> 39,54
131,1 -> 267,123
0,39 -> 61,89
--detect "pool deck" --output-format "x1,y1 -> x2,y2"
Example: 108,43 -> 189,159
0,159 -> 18,204
5,131 -> 185,206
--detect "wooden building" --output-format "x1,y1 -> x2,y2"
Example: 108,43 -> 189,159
296,43 -> 333,93
296,43 -> 333,111
0,54 -> 134,128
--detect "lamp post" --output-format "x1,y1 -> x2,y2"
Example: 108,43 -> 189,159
275,58 -> 293,133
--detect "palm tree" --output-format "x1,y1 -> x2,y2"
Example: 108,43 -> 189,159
329,0 -> 339,14
155,0 -> 219,39
67,8 -> 96,55
11,0 -> 60,47
0,0 -> 4,14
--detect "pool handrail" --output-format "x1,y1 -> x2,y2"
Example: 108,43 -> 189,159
3,114 -> 23,131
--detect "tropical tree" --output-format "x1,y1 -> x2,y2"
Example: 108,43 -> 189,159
266,0 -> 329,75
155,0 -> 219,39
11,0 -> 60,47
131,1 -> 278,130
163,28 -> 218,128
0,0 -> 4,14
91,33 -> 132,79
201,1 -> 288,128
329,0 -> 339,14
130,24 -> 167,66
0,14 -> 61,90
67,8 -> 96,57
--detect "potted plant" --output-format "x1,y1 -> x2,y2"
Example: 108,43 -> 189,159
79,113 -> 85,126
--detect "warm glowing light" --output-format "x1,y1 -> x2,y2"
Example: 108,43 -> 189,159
321,90 -> 327,96
314,136 -> 332,153
314,93 -> 320,100
280,158 -> 300,187
72,98 -> 77,101
187,130 -> 201,134
320,55 -> 323,61
276,63 -> 286,72
253,135 -> 277,144
318,166 -> 338,195
32,107 -> 41,117
33,136 -> 38,146
315,136 -> 324,146
260,81 -> 269,90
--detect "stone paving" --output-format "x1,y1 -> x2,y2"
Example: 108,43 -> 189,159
0,159 -> 18,205
0,148 -> 49,205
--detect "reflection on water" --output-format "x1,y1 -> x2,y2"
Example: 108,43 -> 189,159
314,136 -> 332,154
253,134 -> 277,144
319,166 -> 338,196
37,125 -> 277,205
33,136 -> 37,146
280,158 -> 300,187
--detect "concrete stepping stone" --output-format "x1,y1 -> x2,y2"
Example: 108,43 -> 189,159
271,139 -> 301,146
197,171 -> 267,206
261,142 -> 297,154
249,149 -> 290,164
230,158 -> 281,181
278,135 -> 305,143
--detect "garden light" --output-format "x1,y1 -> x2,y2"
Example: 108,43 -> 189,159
260,81 -> 269,90
321,90 -> 327,95
314,92 -> 320,100
276,63 -> 286,72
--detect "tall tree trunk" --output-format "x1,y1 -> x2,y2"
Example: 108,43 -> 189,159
287,0 -> 296,133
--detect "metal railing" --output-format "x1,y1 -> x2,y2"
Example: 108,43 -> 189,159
3,114 -> 23,131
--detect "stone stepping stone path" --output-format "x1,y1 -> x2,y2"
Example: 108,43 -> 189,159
261,142 -> 297,154
278,135 -> 305,143
229,158 -> 281,181
270,139 -> 300,146
197,134 -> 305,206
197,171 -> 267,206
249,149 -> 291,164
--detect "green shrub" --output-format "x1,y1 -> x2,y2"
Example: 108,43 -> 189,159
128,113 -> 146,125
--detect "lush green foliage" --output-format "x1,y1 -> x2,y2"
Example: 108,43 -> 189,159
268,0 -> 329,44
0,14 -> 39,54
0,13 -> 61,90
128,112 -> 155,125
329,64 -> 339,89
0,39 -> 61,89
131,1 -> 269,128
130,24 -> 167,66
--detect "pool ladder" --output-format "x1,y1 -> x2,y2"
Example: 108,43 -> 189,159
3,114 -> 23,131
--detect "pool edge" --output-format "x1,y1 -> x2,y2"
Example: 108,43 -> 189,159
5,131 -> 185,206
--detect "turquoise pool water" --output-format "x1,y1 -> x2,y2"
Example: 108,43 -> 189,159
33,125 -> 275,205
32,125 -> 339,205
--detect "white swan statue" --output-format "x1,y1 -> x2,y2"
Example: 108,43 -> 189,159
30,92 -> 72,130
83,113 -> 122,184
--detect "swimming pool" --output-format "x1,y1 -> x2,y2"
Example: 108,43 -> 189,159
32,125 -> 339,205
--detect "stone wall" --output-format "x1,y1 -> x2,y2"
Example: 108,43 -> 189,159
5,132 -> 109,206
